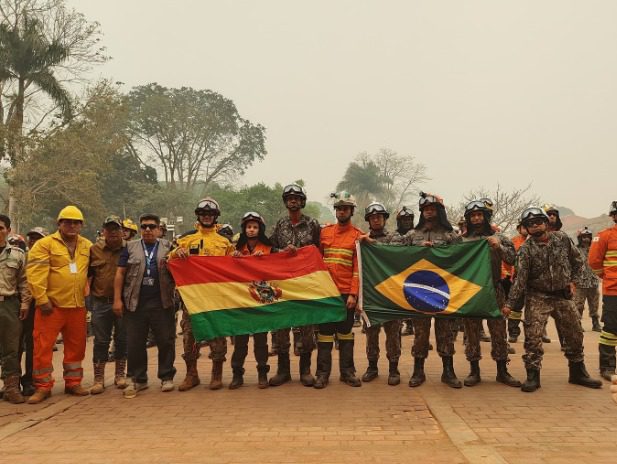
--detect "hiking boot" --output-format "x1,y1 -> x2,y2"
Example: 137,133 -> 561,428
114,359 -> 128,389
27,388 -> 51,404
441,356 -> 462,389
387,361 -> 400,386
229,369 -> 244,390
464,360 -> 481,387
361,360 -> 379,382
568,361 -> 602,389
90,362 -> 106,395
299,352 -> 315,387
257,366 -> 269,389
65,384 -> 90,396
269,352 -> 291,386
3,375 -> 25,404
209,360 -> 224,390
521,368 -> 541,392
409,358 -> 426,387
496,360 -> 521,387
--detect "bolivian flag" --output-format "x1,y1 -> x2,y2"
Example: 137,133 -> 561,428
168,246 -> 346,341
359,240 -> 500,326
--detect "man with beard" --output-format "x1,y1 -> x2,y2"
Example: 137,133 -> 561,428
169,198 -> 235,391
503,207 -> 601,392
361,202 -> 402,385
268,184 -> 321,387
460,200 -> 520,388
574,228 -> 601,332
403,193 -> 463,389
589,201 -> 617,381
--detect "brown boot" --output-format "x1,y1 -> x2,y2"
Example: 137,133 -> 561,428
3,375 -> 25,404
114,359 -> 128,389
65,384 -> 90,396
178,358 -> 200,392
90,362 -> 106,395
209,360 -> 224,390
27,388 -> 51,404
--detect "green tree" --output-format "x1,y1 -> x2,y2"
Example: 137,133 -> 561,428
126,83 -> 267,192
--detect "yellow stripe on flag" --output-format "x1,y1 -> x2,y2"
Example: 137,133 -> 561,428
179,270 -> 341,314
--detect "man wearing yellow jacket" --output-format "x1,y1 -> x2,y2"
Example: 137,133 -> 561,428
169,198 -> 234,391
26,206 -> 93,403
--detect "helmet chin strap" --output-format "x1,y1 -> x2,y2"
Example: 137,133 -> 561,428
198,219 -> 217,228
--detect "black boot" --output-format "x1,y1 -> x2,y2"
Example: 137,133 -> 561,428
568,361 -> 602,389
269,352 -> 291,386
299,352 -> 315,387
521,368 -> 541,392
338,339 -> 361,387
314,342 -> 332,389
387,361 -> 400,386
592,317 -> 602,333
496,360 -> 521,387
599,344 -> 617,381
464,360 -> 481,387
409,358 -> 426,387
229,368 -> 244,390
441,357 -> 462,389
257,365 -> 269,389
362,360 -> 379,382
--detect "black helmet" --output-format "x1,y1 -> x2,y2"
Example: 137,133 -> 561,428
418,192 -> 442,210
195,197 -> 220,217
610,201 -> 617,215
520,207 -> 549,226
282,184 -> 307,207
364,202 -> 390,221
464,200 -> 493,219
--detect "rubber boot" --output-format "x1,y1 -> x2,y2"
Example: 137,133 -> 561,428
209,360 -> 224,390
568,361 -> 602,389
464,360 -> 481,387
338,339 -> 361,387
409,358 -> 426,387
362,360 -> 379,382
114,358 -> 128,389
229,367 -> 244,390
441,357 -> 462,389
599,344 -> 617,381
3,375 -> 25,404
592,317 -> 602,333
257,365 -> 270,389
521,368 -> 541,392
90,361 -> 106,395
299,352 -> 315,386
387,361 -> 400,386
496,360 -> 521,387
313,342 -> 332,389
269,352 -> 291,386
178,358 -> 200,391
27,388 -> 52,404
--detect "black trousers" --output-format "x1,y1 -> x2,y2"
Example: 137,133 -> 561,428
231,333 -> 268,371
125,299 -> 177,384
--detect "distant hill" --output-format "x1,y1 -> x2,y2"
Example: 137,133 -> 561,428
561,213 -> 613,237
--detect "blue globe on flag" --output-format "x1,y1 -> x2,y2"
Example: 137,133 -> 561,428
403,270 -> 450,313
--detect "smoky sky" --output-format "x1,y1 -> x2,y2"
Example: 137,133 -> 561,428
72,0 -> 617,217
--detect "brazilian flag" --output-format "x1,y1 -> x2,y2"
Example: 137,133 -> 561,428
359,240 -> 501,325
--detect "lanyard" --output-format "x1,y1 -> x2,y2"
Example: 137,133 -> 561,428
142,240 -> 159,276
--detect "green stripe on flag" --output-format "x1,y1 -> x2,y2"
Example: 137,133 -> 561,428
190,297 -> 346,341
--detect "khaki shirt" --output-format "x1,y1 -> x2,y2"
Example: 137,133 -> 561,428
0,245 -> 32,310
89,239 -> 126,298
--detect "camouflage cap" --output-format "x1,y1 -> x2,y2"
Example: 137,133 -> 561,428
103,215 -> 123,228
26,226 -> 48,238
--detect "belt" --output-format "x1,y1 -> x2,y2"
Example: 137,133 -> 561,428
92,295 -> 114,304
0,294 -> 17,302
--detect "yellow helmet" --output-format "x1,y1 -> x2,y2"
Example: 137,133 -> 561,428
122,218 -> 138,232
57,205 -> 84,222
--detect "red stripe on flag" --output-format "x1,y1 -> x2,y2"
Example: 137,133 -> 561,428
168,245 -> 327,286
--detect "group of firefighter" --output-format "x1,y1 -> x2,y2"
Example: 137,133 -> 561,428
0,184 -> 616,404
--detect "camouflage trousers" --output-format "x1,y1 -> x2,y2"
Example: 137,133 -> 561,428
272,326 -> 315,355
574,287 -> 600,319
412,317 -> 455,359
180,307 -> 227,362
523,292 -> 584,370
464,318 -> 510,362
365,319 -> 402,363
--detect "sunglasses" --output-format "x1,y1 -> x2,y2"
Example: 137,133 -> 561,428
140,224 -> 158,230
525,218 -> 546,227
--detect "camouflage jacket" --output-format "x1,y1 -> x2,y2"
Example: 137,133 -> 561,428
575,245 -> 600,289
507,231 -> 584,306
369,228 -> 390,244
402,225 -> 462,247
384,230 -> 406,245
462,232 -> 515,285
269,214 -> 321,249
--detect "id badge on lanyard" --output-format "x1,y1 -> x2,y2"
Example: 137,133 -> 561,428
142,240 -> 159,287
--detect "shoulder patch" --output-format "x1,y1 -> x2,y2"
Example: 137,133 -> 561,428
592,236 -> 600,242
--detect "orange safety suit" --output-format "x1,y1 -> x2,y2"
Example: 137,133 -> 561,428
236,241 -> 273,256
26,231 -> 92,391
320,223 -> 362,296
501,234 -> 527,279
589,224 -> 617,296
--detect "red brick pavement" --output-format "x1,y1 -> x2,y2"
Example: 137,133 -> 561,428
0,313 -> 614,463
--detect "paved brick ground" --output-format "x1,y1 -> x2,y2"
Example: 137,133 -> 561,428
0,313 -> 614,463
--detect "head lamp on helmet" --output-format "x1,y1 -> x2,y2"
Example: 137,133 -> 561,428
364,202 -> 389,221
195,198 -> 220,217
331,191 -> 357,208
418,192 -> 443,210
520,207 -> 549,226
